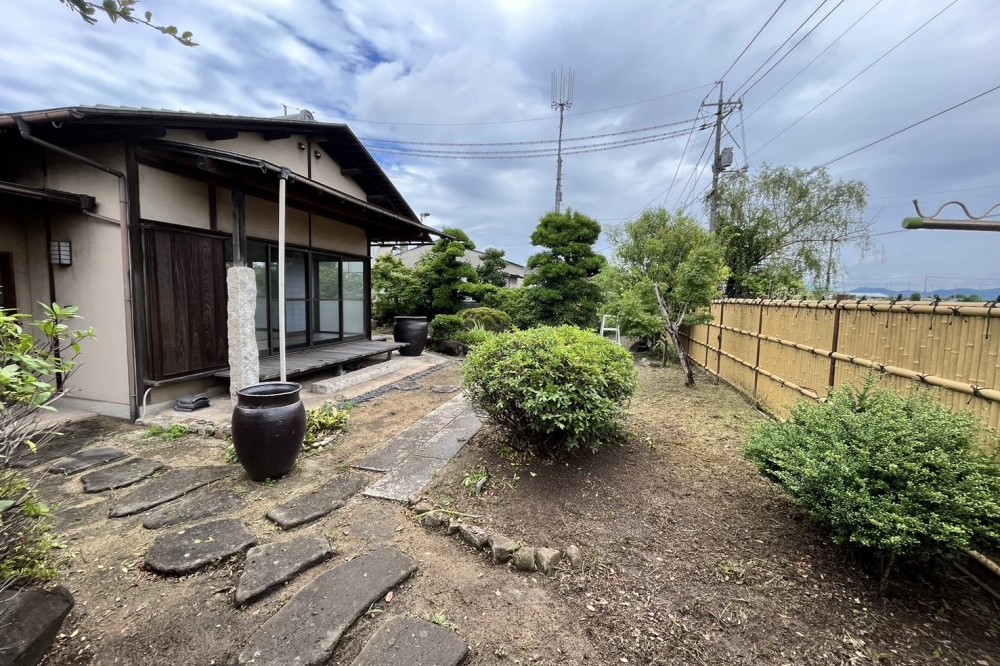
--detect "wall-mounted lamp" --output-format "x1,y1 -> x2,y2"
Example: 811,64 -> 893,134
49,240 -> 72,266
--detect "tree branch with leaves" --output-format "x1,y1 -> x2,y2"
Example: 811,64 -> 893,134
59,0 -> 196,45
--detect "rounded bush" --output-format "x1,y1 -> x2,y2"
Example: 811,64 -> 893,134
458,307 -> 512,333
429,314 -> 465,340
463,326 -> 637,453
744,378 -> 1000,571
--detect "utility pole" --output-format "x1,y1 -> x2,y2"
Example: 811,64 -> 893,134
702,81 -> 741,232
551,66 -> 575,214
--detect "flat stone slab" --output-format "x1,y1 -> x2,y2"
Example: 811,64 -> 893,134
266,472 -> 367,529
235,535 -> 335,605
142,485 -> 247,530
350,615 -> 468,666
145,519 -> 257,575
46,446 -> 127,475
354,396 -> 470,472
363,407 -> 482,503
0,584 -> 74,666
110,466 -> 232,517
81,458 -> 165,492
238,547 -> 417,666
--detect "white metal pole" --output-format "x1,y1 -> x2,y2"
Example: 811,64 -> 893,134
278,170 -> 288,382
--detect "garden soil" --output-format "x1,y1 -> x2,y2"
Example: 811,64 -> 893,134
33,359 -> 1000,665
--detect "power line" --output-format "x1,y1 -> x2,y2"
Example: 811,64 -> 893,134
662,111 -> 707,209
739,0 -> 847,98
369,125 -> 708,159
731,0 -> 831,97
737,0 -> 887,128
815,82 -> 1000,169
672,130 -> 715,210
307,83 -> 713,127
752,0 -> 960,156
361,116 -> 706,147
719,0 -> 789,81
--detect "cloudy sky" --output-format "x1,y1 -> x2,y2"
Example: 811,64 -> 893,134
2,0 -> 998,293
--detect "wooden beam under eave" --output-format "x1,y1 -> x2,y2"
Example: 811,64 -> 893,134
340,168 -> 362,176
205,129 -> 239,141
367,194 -> 389,203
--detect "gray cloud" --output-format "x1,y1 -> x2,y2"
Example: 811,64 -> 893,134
1,0 -> 997,290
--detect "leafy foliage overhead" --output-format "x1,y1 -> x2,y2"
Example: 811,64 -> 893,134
715,164 -> 869,297
59,0 -> 196,45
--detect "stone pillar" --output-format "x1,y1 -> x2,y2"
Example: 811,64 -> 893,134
228,266 -> 260,404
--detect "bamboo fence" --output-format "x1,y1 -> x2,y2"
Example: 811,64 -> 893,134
683,298 -> 1000,443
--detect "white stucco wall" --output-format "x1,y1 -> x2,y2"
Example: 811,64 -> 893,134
138,165 -> 211,229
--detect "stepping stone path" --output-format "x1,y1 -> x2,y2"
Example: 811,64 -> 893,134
238,547 -> 417,666
46,447 -> 126,475
110,466 -> 232,517
350,616 -> 468,666
141,485 -> 246,530
361,396 -> 481,502
145,519 -> 257,575
235,535 -> 334,605
80,458 -> 165,493
266,472 -> 367,529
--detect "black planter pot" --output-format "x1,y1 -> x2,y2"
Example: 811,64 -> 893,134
231,382 -> 306,481
393,316 -> 428,356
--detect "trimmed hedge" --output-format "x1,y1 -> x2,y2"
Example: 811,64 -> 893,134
744,378 -> 1000,574
458,307 -> 512,333
463,326 -> 637,454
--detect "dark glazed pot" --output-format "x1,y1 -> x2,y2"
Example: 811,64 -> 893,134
393,316 -> 428,356
231,382 -> 305,481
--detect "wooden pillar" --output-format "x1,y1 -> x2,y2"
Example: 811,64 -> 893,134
231,181 -> 246,267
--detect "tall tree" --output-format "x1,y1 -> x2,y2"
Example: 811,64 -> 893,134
476,247 -> 509,288
59,0 -> 196,45
610,208 -> 728,386
371,254 -> 424,323
715,164 -> 869,297
415,228 -> 478,315
524,209 -> 606,328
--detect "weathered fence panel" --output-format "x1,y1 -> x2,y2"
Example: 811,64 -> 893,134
682,299 -> 1000,439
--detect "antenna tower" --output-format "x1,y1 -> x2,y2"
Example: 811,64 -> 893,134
551,66 -> 575,213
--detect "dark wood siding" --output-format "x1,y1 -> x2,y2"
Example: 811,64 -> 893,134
145,227 -> 228,380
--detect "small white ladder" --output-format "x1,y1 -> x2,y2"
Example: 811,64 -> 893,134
599,314 -> 621,345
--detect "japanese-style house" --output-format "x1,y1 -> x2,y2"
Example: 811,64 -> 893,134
0,107 -> 440,420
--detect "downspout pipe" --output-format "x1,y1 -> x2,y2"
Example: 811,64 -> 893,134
15,117 -> 140,421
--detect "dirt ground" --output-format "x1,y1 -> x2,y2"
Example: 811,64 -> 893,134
30,357 -> 1000,665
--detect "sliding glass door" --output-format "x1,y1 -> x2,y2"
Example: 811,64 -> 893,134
230,241 -> 367,355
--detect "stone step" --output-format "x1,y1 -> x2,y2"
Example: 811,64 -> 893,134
237,547 -> 417,666
363,409 -> 482,503
235,535 -> 335,605
46,447 -> 127,475
310,353 -> 447,396
145,519 -> 257,575
80,458 -> 165,493
109,466 -> 233,518
266,472 -> 367,529
350,616 -> 468,666
354,396 -> 471,472
142,485 -> 247,530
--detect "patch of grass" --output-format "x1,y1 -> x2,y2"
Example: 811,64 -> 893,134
0,471 -> 65,586
426,611 -> 459,631
461,466 -> 490,497
144,424 -> 188,441
223,443 -> 238,465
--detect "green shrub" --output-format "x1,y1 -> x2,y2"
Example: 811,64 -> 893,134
463,326 -> 637,454
459,307 -> 512,333
429,314 -> 465,340
0,471 -> 62,587
452,327 -> 493,348
744,377 -> 1000,581
304,402 -> 351,447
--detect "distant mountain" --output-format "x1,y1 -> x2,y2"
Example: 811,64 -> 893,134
845,286 -> 1000,301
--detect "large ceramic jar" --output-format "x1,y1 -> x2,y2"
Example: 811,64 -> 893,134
231,382 -> 305,481
393,316 -> 428,356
